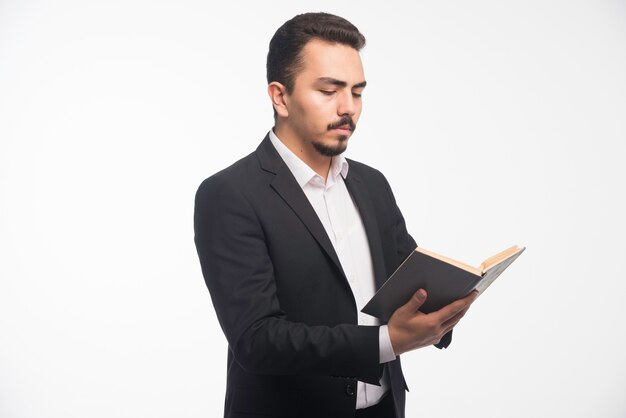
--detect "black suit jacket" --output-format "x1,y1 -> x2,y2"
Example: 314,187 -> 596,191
194,135 -> 449,418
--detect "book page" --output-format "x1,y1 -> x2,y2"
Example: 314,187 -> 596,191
475,247 -> 525,293
480,246 -> 522,274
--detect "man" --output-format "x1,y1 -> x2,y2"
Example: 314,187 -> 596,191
194,12 -> 477,418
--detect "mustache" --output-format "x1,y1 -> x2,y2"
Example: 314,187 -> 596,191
327,116 -> 356,132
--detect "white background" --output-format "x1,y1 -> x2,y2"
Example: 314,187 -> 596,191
1,1 -> 625,417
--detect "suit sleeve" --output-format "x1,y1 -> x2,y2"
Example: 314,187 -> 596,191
381,175 -> 453,349
194,176 -> 382,384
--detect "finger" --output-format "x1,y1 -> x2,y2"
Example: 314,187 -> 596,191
432,292 -> 476,322
437,312 -> 465,340
441,305 -> 469,330
460,290 -> 479,303
399,288 -> 427,315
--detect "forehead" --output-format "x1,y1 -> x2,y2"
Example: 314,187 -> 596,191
297,38 -> 365,84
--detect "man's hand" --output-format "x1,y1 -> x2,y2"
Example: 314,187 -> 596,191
388,289 -> 478,356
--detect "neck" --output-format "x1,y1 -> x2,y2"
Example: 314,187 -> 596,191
274,124 -> 331,181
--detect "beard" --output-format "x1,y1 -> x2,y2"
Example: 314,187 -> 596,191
312,136 -> 349,157
311,115 -> 356,157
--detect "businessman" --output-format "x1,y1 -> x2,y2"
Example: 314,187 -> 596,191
194,12 -> 478,418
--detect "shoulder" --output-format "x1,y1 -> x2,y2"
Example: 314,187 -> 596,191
346,158 -> 384,177
195,150 -> 264,201
346,158 -> 392,191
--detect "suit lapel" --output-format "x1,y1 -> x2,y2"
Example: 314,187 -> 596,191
343,168 -> 389,292
256,136 -> 346,278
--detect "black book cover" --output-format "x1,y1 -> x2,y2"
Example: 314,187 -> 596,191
362,247 -> 525,322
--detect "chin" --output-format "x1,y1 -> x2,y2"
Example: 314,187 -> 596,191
312,137 -> 348,157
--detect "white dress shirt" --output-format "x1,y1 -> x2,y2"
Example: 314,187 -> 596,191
269,130 -> 396,409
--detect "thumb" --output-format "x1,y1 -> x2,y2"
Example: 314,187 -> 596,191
401,288 -> 427,314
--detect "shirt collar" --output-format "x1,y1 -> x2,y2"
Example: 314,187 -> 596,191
268,129 -> 349,188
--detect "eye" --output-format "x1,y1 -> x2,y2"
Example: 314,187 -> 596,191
352,92 -> 362,98
320,90 -> 335,96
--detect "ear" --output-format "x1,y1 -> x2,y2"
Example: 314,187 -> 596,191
267,81 -> 289,118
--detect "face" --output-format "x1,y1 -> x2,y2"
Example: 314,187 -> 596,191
279,39 -> 366,157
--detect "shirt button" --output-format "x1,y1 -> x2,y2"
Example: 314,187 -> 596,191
345,384 -> 355,396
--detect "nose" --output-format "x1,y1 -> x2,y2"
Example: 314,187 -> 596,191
337,90 -> 356,116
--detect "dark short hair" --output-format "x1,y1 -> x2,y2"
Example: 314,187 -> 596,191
267,12 -> 366,93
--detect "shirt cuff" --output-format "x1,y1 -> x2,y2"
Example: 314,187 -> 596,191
378,325 -> 396,363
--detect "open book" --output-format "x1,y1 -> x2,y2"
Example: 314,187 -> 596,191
361,245 -> 525,321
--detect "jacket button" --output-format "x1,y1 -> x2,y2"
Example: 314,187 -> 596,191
345,384 -> 355,396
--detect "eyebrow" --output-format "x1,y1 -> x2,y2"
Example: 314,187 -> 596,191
316,77 -> 367,89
